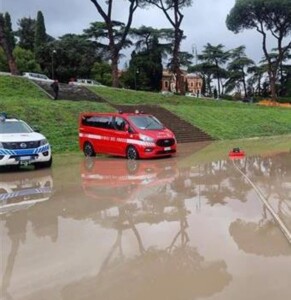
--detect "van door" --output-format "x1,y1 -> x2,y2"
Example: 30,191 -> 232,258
80,115 -> 113,154
111,116 -> 130,156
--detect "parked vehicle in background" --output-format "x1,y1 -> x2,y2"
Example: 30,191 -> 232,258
69,79 -> 103,87
0,113 -> 52,169
79,111 -> 177,159
22,72 -> 54,83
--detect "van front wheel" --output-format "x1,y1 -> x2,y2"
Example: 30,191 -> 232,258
84,142 -> 95,157
127,146 -> 139,160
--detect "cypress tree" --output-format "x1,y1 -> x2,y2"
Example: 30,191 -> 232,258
0,13 -> 18,74
4,12 -> 15,49
34,11 -> 46,59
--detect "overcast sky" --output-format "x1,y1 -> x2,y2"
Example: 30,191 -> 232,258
1,0 -> 277,67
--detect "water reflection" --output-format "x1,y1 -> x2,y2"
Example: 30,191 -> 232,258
230,219 -> 291,256
0,169 -> 54,300
229,151 -> 291,256
1,144 -> 291,299
0,169 -> 53,215
59,158 -> 232,300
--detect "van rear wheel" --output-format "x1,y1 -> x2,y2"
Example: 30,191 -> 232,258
84,142 -> 95,157
127,146 -> 139,160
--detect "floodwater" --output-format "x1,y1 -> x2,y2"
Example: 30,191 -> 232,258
1,137 -> 291,300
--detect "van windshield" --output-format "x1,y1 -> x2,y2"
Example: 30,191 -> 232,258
0,121 -> 33,134
129,115 -> 164,130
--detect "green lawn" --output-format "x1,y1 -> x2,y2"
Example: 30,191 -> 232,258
0,76 -> 113,153
1,75 -> 291,154
92,86 -> 291,140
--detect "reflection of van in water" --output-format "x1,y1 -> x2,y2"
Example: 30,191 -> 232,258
81,158 -> 178,204
79,111 -> 177,159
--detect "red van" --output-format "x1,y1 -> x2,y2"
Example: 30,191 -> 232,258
78,111 -> 177,159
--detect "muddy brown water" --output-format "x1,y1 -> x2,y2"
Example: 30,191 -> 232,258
1,138 -> 291,300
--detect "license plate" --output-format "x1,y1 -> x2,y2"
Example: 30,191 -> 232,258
20,156 -> 31,161
164,147 -> 171,151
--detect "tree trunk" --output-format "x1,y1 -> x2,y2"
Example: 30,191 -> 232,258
269,70 -> 277,100
111,53 -> 119,88
173,28 -> 183,94
242,74 -> 247,98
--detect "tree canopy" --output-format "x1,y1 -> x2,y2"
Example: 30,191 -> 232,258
226,0 -> 291,99
89,0 -> 140,87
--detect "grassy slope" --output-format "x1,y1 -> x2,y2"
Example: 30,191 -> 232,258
91,86 -> 291,140
1,75 -> 291,154
0,76 -> 114,153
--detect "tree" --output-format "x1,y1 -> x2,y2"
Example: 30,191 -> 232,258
129,26 -> 173,57
34,11 -> 47,61
0,13 -> 18,74
175,51 -> 193,69
226,0 -> 291,100
4,13 -> 15,50
88,0 -> 140,87
198,43 -> 229,97
123,32 -> 163,91
126,26 -> 174,90
188,62 -> 216,96
91,61 -> 112,86
0,48 -> 9,71
15,17 -> 36,51
145,0 -> 193,95
225,46 -> 254,97
247,64 -> 266,97
37,34 -> 101,82
13,46 -> 41,73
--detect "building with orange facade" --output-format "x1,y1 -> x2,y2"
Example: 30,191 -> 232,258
161,70 -> 203,96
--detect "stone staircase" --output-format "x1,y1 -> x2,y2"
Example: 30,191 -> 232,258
33,81 -> 106,102
32,80 -> 213,143
111,104 -> 214,143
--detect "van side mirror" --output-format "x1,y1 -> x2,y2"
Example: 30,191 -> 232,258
124,124 -> 129,132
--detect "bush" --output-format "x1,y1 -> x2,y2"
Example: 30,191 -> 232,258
220,94 -> 233,101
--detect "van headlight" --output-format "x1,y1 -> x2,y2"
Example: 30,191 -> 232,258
139,134 -> 154,142
0,142 -> 3,149
39,139 -> 48,146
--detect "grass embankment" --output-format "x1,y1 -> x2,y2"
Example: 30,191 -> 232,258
92,86 -> 291,140
1,75 -> 291,154
0,76 -> 113,153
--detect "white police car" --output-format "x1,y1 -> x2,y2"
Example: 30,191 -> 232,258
0,113 -> 52,169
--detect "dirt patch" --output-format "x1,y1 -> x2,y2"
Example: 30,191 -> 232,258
258,99 -> 291,108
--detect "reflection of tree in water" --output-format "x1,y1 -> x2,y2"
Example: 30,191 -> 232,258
237,153 -> 291,231
184,154 -> 291,215
61,196 -> 232,300
1,212 -> 27,300
1,204 -> 59,299
229,152 -> 291,256
230,218 -> 291,257
188,159 -> 251,206
1,175 -> 56,300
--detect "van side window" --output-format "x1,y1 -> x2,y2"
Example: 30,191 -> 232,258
114,117 -> 126,131
82,116 -> 113,129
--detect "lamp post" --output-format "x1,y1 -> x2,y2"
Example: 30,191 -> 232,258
51,49 -> 56,79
